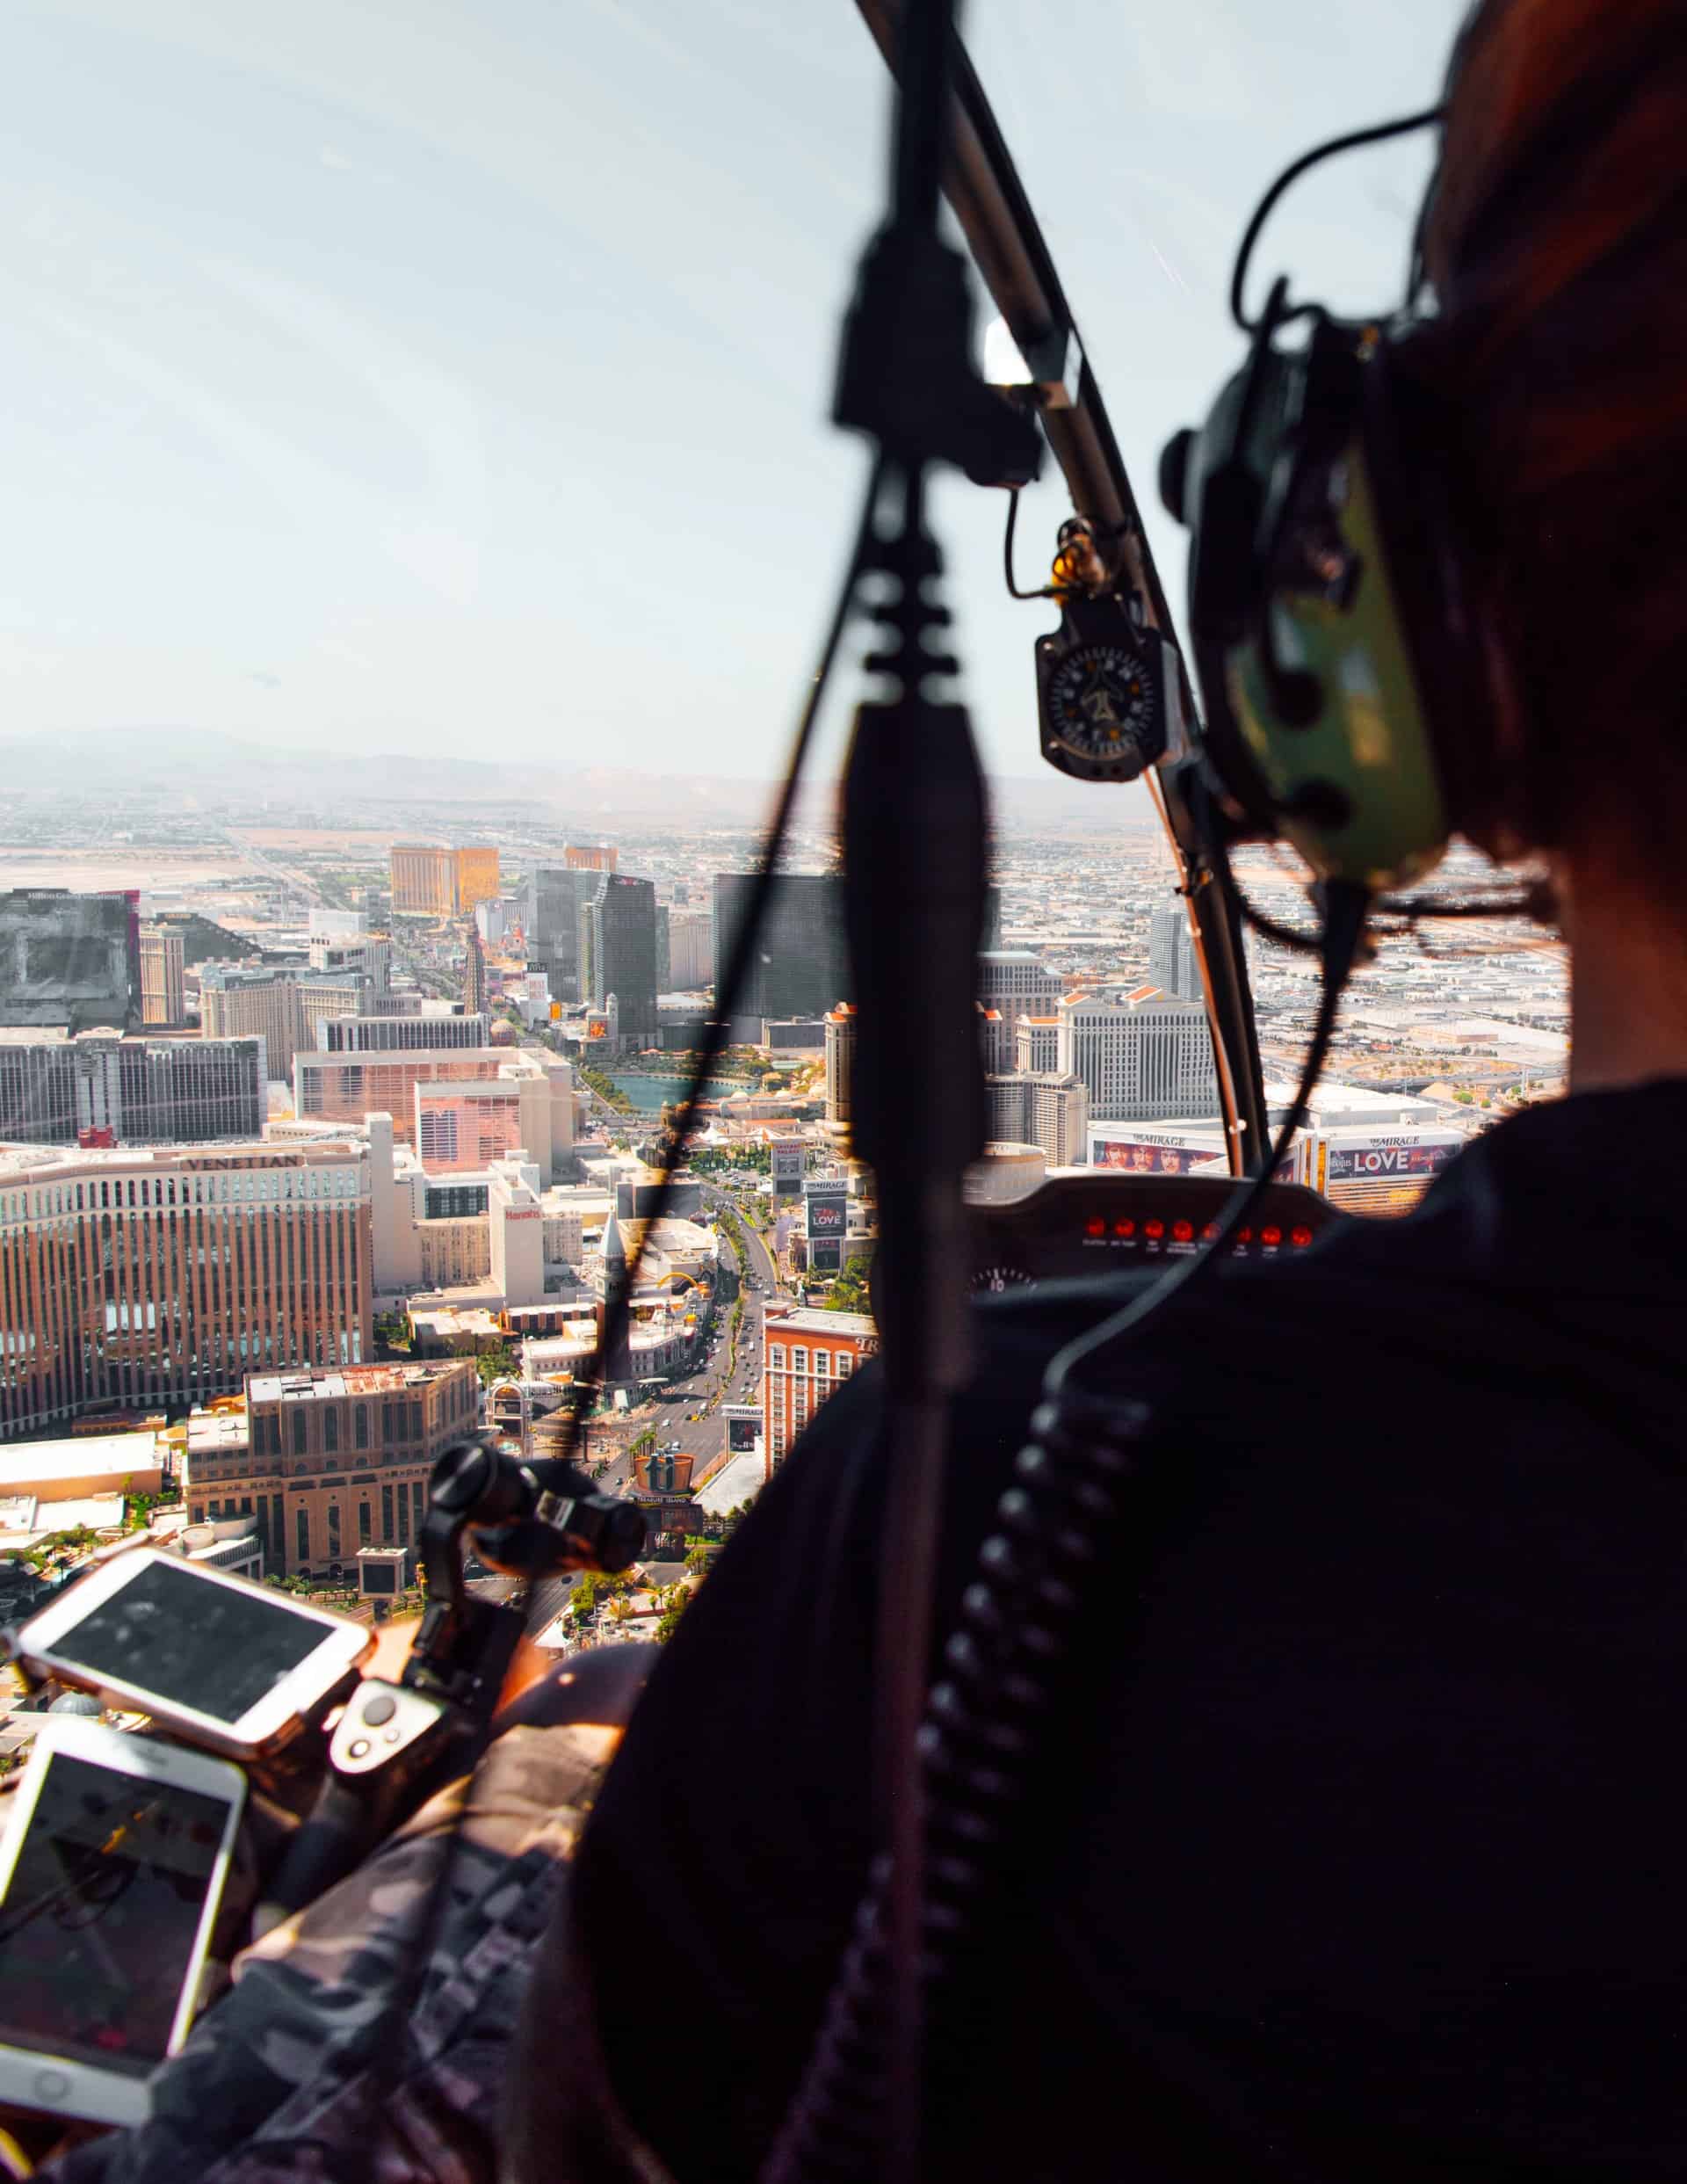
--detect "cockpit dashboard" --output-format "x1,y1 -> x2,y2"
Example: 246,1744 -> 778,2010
968,1172 -> 1340,1294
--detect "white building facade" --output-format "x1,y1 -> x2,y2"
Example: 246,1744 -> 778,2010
1056,993 -> 1217,1122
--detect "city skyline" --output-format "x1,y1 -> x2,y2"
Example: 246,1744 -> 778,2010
0,824 -> 1565,1618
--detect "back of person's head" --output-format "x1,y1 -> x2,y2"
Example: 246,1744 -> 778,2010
1422,0 -> 1687,881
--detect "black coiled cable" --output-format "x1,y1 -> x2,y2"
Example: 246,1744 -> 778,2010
761,1387 -> 1149,2184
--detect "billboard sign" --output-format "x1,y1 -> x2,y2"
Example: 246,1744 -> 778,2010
1090,1125 -> 1296,1181
0,891 -> 134,1032
725,1404 -> 762,1455
805,1184 -> 846,1237
1091,1138 -> 1217,1176
771,1139 -> 806,1191
1321,1136 -> 1461,1181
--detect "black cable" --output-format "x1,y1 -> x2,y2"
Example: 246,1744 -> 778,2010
1376,892 -> 1540,920
1001,487 -> 1053,600
1047,878 -> 1368,1379
1230,105 -> 1444,332
1238,894 -> 1322,954
1205,819 -> 1322,957
763,885 -> 1368,2183
565,453 -> 886,1439
278,455 -> 888,2162
1213,787 -> 1539,957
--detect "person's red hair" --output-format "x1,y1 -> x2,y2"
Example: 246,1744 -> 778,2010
1423,0 -> 1687,870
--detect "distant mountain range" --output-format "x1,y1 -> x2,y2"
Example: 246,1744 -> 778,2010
0,728 -> 1157,833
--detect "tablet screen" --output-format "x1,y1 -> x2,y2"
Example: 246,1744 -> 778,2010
0,1752 -> 228,2074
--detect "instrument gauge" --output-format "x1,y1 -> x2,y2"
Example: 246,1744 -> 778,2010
1045,642 -> 1159,769
972,1263 -> 1034,1295
1033,591 -> 1178,786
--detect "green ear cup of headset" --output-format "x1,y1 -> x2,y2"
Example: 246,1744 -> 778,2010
1169,321 -> 1452,893
1229,410 -> 1449,889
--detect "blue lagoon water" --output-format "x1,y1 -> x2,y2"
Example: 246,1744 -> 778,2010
605,1075 -> 741,1113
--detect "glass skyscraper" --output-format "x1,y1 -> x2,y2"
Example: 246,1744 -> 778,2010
581,874 -> 659,1041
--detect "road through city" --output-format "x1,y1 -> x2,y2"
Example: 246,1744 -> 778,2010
647,1182 -> 778,1481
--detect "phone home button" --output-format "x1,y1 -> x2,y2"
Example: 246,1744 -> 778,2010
33,2068 -> 72,2103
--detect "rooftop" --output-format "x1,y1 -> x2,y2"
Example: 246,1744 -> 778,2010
763,1306 -> 877,1339
185,1406 -> 250,1454
247,1360 -> 469,1404
692,1451 -> 765,1516
0,1431 -> 163,1487
0,1137 -> 367,1181
408,1305 -> 505,1338
0,1491 -> 129,1545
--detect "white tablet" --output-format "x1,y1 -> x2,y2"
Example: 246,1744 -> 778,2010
0,1715 -> 246,2126
18,1549 -> 373,1761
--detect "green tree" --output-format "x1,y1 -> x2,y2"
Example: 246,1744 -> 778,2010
119,1481 -> 170,1534
823,1259 -> 872,1314
577,1064 -> 635,1114
655,1593 -> 691,1644
24,1526 -> 100,1572
373,1310 -> 410,1353
571,1568 -> 633,1620
476,1344 -> 518,1386
684,1544 -> 713,1576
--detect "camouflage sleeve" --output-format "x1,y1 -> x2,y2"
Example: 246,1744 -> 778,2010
44,1722 -> 619,2184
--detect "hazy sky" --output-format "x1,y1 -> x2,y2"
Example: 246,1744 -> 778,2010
0,0 -> 1463,788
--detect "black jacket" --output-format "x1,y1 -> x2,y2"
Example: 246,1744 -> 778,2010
574,1085 -> 1687,2181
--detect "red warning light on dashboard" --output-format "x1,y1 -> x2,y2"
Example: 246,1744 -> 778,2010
1171,1218 -> 1194,1243
1261,1225 -> 1283,1247
1202,1223 -> 1220,1242
1236,1227 -> 1253,1244
1144,1219 -> 1165,1241
1085,1216 -> 1106,1238
1291,1225 -> 1314,1248
1112,1218 -> 1135,1238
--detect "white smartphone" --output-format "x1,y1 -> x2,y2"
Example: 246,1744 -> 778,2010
16,1549 -> 374,1762
0,1715 -> 246,2126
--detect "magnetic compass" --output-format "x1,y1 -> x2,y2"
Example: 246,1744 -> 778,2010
1046,642 -> 1157,761
1033,591 -> 1184,784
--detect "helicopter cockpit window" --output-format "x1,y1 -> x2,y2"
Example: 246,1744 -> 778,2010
0,3 -> 1569,2166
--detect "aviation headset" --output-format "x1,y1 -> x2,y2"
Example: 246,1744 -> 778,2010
1157,55 -> 1502,897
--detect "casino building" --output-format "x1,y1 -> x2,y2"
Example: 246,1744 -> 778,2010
182,1359 -> 480,1579
0,1137 -> 372,1438
761,1305 -> 877,1474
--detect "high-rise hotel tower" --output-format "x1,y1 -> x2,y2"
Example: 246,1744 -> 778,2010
0,1138 -> 372,1437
